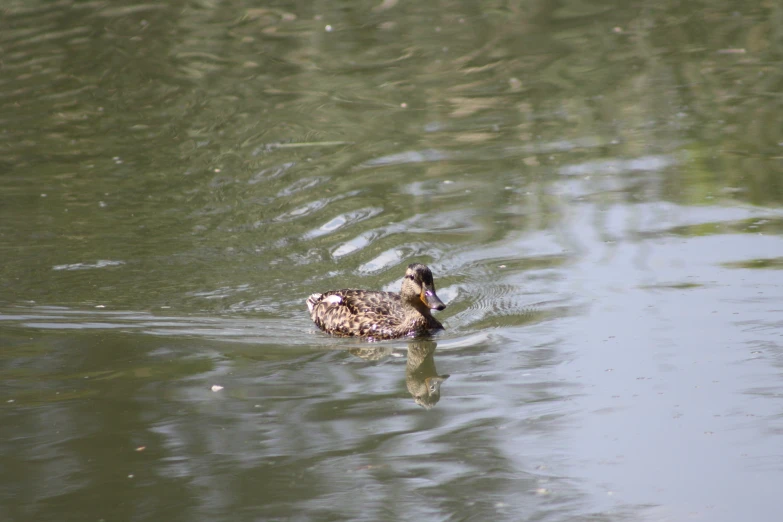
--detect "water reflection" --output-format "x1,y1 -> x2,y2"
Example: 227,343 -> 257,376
349,339 -> 449,408
405,341 -> 449,409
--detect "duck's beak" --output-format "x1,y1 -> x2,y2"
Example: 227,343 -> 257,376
425,375 -> 450,394
420,286 -> 446,311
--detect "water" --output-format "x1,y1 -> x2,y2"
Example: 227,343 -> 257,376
2,1 -> 782,521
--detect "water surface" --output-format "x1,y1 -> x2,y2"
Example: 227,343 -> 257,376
2,1 -> 782,521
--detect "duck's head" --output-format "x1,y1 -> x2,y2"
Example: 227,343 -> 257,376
401,263 -> 446,311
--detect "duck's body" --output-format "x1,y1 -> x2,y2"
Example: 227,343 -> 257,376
307,263 -> 446,340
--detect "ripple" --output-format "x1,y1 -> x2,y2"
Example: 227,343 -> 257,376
52,260 -> 125,271
275,199 -> 329,221
327,209 -> 476,259
248,162 -> 294,185
96,4 -> 168,17
303,207 -> 383,240
276,176 -> 327,197
559,154 -> 676,176
332,232 -> 375,258
402,179 -> 464,197
357,249 -> 405,274
7,26 -> 91,50
358,148 -> 452,168
273,190 -> 360,222
187,284 -> 252,300
0,305 -> 327,347
431,251 -> 575,333
329,219 -> 415,259
452,280 -> 538,325
408,209 -> 481,233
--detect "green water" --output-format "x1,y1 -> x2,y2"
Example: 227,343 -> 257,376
2,1 -> 782,521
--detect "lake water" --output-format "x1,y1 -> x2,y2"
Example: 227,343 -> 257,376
2,1 -> 782,521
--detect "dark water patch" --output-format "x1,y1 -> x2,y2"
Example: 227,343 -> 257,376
659,216 -> 783,238
638,281 -> 705,290
722,257 -> 783,270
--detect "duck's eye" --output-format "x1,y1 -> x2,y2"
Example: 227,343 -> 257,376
407,274 -> 415,280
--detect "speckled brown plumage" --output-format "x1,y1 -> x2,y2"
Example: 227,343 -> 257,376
307,263 -> 446,340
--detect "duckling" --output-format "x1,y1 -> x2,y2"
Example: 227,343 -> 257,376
306,263 -> 446,340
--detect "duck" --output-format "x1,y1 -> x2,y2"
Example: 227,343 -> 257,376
306,263 -> 447,340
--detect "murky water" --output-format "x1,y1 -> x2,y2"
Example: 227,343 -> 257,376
2,1 -> 782,521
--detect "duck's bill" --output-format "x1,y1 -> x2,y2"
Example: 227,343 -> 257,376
425,375 -> 450,392
421,288 -> 446,311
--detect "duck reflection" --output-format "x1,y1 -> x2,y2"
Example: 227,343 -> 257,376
406,340 -> 449,409
348,340 -> 449,408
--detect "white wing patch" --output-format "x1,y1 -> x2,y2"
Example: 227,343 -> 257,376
324,295 -> 343,306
